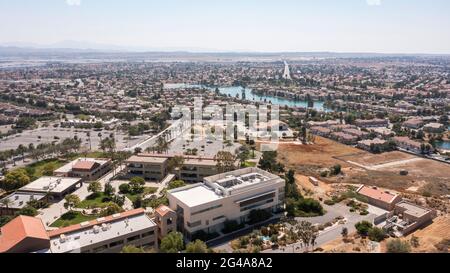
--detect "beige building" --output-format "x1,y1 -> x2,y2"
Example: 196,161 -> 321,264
54,158 -> 112,182
167,167 -> 285,241
47,209 -> 158,253
126,155 -> 168,181
154,205 -> 177,242
356,185 -> 402,211
125,154 -> 218,183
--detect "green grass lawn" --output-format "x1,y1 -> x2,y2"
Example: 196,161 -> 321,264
22,159 -> 67,180
50,211 -> 98,228
126,187 -> 158,202
77,193 -> 112,209
242,161 -> 257,167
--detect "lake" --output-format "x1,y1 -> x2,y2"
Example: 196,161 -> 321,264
435,141 -> 450,150
164,83 -> 329,111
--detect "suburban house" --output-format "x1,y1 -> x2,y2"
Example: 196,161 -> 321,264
310,126 -> 332,137
167,167 -> 285,241
403,118 -> 425,129
355,118 -> 389,128
423,123 -> 445,133
330,132 -> 358,145
392,136 -> 424,154
357,138 -> 387,152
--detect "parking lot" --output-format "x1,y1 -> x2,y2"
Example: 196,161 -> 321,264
0,126 -> 148,152
168,130 -> 241,157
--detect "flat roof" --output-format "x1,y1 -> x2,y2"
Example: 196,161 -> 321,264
0,192 -> 47,209
48,209 -> 156,253
126,155 -> 168,164
20,177 -> 82,194
396,201 -> 431,218
170,184 -> 221,207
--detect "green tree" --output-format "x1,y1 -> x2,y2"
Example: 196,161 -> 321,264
16,206 -> 37,216
368,227 -> 386,242
64,194 -> 81,211
0,198 -> 13,209
167,156 -> 185,173
160,231 -> 184,253
355,221 -> 373,236
3,169 -> 30,190
88,181 -> 102,196
121,245 -> 146,253
185,240 -> 208,253
101,203 -> 124,217
168,180 -> 186,190
296,221 -> 318,252
119,183 -> 131,194
104,183 -> 115,197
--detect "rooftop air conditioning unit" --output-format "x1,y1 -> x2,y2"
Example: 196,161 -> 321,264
93,225 -> 100,234
59,234 -> 67,243
101,223 -> 108,231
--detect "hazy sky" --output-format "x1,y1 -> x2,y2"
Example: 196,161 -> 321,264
1,0 -> 449,53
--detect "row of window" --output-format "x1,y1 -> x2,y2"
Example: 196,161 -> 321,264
191,204 -> 223,216
86,229 -> 156,253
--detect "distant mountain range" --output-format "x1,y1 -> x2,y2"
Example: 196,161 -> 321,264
1,41 -> 449,58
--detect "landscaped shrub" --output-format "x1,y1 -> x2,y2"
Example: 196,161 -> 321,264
368,227 -> 386,242
386,239 -> 411,253
355,221 -> 373,236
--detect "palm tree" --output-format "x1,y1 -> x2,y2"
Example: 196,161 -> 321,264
0,198 -> 13,209
86,132 -> 92,151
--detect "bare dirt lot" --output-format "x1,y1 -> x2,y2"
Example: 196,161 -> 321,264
277,137 -> 450,196
277,136 -> 363,168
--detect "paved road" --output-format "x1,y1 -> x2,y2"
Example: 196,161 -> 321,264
263,203 -> 376,253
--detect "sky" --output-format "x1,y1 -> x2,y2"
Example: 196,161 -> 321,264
0,0 -> 449,53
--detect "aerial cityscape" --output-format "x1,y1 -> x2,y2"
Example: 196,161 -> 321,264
0,0 -> 449,263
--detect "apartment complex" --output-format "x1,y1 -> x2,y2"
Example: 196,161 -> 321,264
167,167 -> 285,240
125,154 -> 218,183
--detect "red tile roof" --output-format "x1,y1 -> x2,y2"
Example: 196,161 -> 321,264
0,216 -> 49,253
155,205 -> 174,217
357,186 -> 398,204
72,161 -> 98,171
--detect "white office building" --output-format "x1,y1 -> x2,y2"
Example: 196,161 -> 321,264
167,167 -> 285,240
